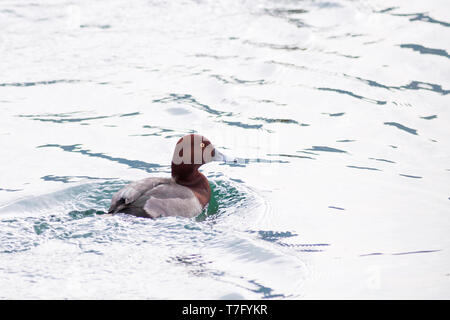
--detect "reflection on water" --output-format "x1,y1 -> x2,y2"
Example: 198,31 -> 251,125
0,0 -> 449,299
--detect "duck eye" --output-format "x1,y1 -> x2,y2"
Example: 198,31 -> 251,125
200,143 -> 205,148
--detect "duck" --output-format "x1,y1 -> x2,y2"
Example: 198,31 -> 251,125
108,134 -> 235,218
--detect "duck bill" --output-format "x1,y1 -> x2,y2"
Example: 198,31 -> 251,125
212,149 -> 238,163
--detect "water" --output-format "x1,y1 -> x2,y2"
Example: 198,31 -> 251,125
0,0 -> 449,299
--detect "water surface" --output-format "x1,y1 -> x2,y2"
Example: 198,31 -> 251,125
0,0 -> 449,299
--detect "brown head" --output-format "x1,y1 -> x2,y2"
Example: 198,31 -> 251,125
171,134 -> 235,208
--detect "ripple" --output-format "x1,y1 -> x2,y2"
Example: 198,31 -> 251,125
37,144 -> 164,173
193,53 -> 239,60
0,80 -> 81,87
361,250 -> 441,256
0,188 -> 22,192
264,8 -> 308,16
210,74 -> 268,86
305,146 -> 347,153
80,24 -> 111,29
420,115 -> 437,120
260,6 -> 310,29
267,153 -> 315,160
399,81 -> 449,95
152,94 -> 232,117
384,122 -> 418,135
317,87 -> 387,105
322,112 -> 345,117
0,176 -> 291,298
392,250 -> 441,255
221,120 -> 263,130
400,44 -> 450,59
251,117 -> 306,126
328,206 -> 345,211
17,111 -> 141,124
271,60 -> 449,96
41,175 -> 115,184
243,40 -> 306,51
390,12 -> 450,28
369,158 -> 396,164
248,230 -> 330,253
324,51 -> 360,59
399,174 -> 422,179
347,165 -> 381,171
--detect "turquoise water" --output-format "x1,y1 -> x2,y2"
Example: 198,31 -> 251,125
0,0 -> 449,299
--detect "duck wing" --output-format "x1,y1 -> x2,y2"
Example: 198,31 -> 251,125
141,183 -> 203,218
108,177 -> 171,214
108,178 -> 203,218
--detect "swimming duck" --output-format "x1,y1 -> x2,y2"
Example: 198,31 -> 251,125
108,134 -> 235,218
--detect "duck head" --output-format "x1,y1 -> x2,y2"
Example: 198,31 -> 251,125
171,134 -> 235,207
